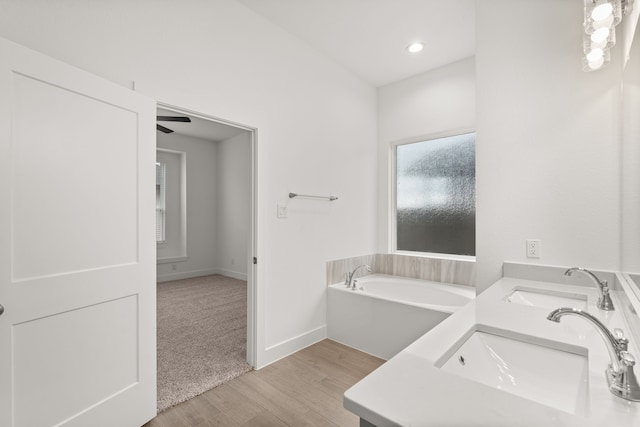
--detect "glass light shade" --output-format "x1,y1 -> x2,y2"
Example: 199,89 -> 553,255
582,48 -> 611,71
592,26 -> 610,43
592,2 -> 613,19
586,48 -> 604,62
584,0 -> 622,34
582,25 -> 616,52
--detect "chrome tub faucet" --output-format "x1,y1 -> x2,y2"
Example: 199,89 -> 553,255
548,307 -> 640,401
345,264 -> 371,290
565,267 -> 614,311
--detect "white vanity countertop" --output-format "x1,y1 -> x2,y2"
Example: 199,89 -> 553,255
344,277 -> 640,427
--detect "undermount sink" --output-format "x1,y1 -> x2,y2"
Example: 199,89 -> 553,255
437,326 -> 589,415
505,287 -> 588,310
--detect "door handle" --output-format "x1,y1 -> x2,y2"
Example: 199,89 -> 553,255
0,304 -> 3,316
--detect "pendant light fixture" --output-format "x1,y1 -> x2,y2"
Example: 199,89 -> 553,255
582,0 -> 634,71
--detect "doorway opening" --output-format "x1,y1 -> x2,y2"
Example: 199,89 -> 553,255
154,103 -> 257,412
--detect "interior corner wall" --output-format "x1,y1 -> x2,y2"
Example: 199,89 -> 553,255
0,0 -> 378,368
216,132 -> 251,280
476,0 -> 623,292
157,132 -> 218,282
376,57 -> 476,253
622,28 -> 640,273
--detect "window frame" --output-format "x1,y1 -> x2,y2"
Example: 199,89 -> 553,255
156,161 -> 167,243
156,148 -> 188,264
389,128 -> 476,261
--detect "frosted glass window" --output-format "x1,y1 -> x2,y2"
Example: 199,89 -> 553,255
396,132 -> 475,256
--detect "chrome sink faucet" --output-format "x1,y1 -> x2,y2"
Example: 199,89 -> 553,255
547,307 -> 640,401
345,264 -> 371,290
565,267 -> 614,311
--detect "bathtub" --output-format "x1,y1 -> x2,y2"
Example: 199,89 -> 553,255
327,274 -> 474,359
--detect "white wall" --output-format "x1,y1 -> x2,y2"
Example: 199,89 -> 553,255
622,27 -> 640,273
0,0 -> 379,367
157,130 -> 251,282
476,0 -> 623,292
157,133 -> 218,282
216,132 -> 252,280
376,57 -> 476,252
377,3 -> 632,293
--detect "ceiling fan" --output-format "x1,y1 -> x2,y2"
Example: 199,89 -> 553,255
156,115 -> 192,134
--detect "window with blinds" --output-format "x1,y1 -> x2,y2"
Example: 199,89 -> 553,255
156,162 -> 166,243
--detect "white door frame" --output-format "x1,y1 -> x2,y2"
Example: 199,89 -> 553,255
156,102 -> 258,367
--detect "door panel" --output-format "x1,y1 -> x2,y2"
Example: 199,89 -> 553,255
13,295 -> 138,427
0,37 -> 156,427
11,72 -> 139,280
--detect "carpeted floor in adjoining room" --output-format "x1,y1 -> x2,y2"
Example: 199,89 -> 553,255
156,274 -> 252,412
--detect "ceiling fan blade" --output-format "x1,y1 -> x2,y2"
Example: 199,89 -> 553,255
157,116 -> 191,122
157,124 -> 174,133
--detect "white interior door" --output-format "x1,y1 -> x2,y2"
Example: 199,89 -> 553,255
0,37 -> 156,427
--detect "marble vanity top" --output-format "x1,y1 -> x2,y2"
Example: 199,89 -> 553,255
344,276 -> 640,426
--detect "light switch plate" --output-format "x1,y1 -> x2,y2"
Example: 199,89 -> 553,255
277,203 -> 288,219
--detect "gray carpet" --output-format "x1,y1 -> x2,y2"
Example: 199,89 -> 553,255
157,274 -> 252,412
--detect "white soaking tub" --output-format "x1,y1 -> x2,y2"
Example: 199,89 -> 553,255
327,274 -> 474,359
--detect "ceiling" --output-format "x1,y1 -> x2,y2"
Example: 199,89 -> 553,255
157,108 -> 248,142
237,0 -> 476,87
157,1 -> 476,139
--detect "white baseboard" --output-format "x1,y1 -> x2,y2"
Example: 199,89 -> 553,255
157,267 -> 248,283
157,268 -> 219,282
214,268 -> 248,281
156,255 -> 188,264
258,325 -> 327,369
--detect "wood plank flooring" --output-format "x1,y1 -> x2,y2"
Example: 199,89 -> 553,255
144,339 -> 385,427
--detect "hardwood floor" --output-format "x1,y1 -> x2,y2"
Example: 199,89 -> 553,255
144,339 -> 385,427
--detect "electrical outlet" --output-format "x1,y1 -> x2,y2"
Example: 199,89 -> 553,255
526,239 -> 541,258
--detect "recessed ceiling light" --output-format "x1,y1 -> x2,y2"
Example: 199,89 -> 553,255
407,42 -> 424,53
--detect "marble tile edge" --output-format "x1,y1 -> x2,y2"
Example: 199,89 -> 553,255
503,261 -> 616,288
